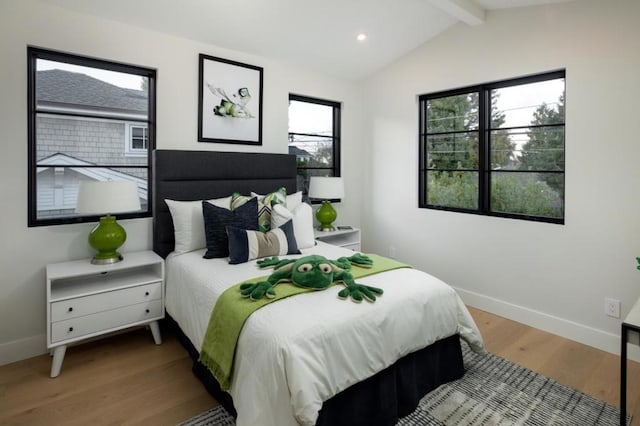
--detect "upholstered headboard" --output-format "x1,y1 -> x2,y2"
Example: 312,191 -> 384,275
152,149 -> 298,258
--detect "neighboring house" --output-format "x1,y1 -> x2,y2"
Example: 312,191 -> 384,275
36,153 -> 148,218
35,69 -> 148,218
288,145 -> 311,163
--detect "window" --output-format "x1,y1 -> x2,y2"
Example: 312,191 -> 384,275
419,70 -> 565,224
288,94 -> 341,195
28,47 -> 156,226
125,123 -> 148,155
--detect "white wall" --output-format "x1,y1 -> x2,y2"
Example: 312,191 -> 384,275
0,0 -> 363,364
362,0 -> 640,355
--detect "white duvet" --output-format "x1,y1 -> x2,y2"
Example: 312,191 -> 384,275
165,242 -> 484,426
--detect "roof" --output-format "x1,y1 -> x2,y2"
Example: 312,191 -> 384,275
288,146 -> 312,157
36,69 -> 147,113
37,153 -> 148,200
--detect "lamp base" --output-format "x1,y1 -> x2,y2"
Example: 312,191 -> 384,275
317,227 -> 336,232
88,215 -> 127,265
316,200 -> 337,232
90,254 -> 124,265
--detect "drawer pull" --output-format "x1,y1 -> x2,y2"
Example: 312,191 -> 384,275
145,309 -> 150,314
68,327 -> 74,332
145,291 -> 150,296
68,307 -> 73,312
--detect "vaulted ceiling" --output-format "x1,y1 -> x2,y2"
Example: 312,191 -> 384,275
39,0 -> 579,80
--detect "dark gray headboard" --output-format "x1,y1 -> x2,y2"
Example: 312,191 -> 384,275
153,149 -> 298,258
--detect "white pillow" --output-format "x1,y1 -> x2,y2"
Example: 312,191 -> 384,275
271,202 -> 315,249
165,196 -> 231,254
286,191 -> 303,210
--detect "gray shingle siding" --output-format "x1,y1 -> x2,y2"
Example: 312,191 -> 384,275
37,116 -> 146,168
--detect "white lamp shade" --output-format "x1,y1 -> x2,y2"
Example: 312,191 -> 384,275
76,181 -> 141,215
308,176 -> 344,200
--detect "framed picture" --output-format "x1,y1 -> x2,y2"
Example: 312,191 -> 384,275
198,54 -> 263,145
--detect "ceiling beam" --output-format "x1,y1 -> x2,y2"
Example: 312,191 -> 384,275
427,0 -> 486,26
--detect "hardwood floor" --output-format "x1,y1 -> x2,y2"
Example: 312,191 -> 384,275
1,307 -> 639,425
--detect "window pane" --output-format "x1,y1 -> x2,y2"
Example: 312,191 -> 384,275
491,78 -> 565,129
131,126 -> 147,149
427,133 -> 478,170
489,129 -> 517,169
36,59 -> 148,117
35,166 -> 147,220
426,171 -> 478,210
288,100 -> 333,134
289,135 -> 334,168
515,126 -> 565,171
426,93 -> 478,133
288,95 -> 340,195
491,171 -> 564,218
36,115 -> 147,165
29,47 -> 155,226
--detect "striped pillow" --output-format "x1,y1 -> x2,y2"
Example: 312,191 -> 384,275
227,219 -> 300,264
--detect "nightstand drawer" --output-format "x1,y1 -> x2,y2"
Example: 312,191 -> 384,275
51,299 -> 163,344
51,282 -> 162,322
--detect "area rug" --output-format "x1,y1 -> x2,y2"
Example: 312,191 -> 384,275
180,344 -> 631,425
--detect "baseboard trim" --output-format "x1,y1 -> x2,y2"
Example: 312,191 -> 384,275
0,334 -> 47,366
456,287 -> 640,362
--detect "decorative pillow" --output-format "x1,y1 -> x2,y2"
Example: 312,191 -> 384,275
203,198 -> 258,259
227,219 -> 300,265
271,202 -> 315,249
286,191 -> 303,210
165,196 -> 231,254
232,187 -> 287,233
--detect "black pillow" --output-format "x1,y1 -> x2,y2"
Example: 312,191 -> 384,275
202,198 -> 258,259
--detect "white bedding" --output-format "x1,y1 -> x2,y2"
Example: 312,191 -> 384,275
165,241 -> 484,426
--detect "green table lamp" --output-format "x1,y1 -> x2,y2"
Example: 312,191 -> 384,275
76,180 -> 141,265
308,176 -> 344,231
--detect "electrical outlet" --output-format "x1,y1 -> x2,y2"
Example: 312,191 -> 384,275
605,298 -> 621,318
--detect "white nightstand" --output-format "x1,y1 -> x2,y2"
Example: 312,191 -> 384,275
314,227 -> 361,251
621,297 -> 640,425
46,250 -> 165,378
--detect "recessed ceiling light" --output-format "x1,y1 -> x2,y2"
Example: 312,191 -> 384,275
356,33 -> 367,42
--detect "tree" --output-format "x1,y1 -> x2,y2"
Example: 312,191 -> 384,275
426,93 -> 479,171
489,94 -> 516,169
518,94 -> 565,197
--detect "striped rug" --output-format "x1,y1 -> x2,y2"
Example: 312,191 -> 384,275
180,344 -> 630,425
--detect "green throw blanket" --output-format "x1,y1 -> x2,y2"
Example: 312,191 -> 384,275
198,253 -> 411,391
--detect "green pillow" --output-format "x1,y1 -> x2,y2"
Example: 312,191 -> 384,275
231,187 -> 287,233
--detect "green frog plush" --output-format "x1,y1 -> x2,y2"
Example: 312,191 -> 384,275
240,254 -> 384,303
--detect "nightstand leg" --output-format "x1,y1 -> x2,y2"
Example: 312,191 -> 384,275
149,321 -> 162,345
50,345 -> 66,378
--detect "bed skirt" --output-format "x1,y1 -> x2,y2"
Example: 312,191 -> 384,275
166,316 -> 464,426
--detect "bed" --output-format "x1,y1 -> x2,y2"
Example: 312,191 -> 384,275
152,149 -> 484,426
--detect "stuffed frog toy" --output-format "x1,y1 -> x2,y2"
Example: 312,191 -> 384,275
240,254 -> 384,303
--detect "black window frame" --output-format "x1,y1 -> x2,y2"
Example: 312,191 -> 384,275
288,94 -> 341,199
27,46 -> 157,227
419,70 -> 565,224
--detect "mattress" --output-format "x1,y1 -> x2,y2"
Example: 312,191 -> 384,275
165,241 -> 484,426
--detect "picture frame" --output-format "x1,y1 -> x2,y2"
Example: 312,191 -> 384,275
198,54 -> 263,145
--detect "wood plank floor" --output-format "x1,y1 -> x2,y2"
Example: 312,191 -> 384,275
1,307 -> 639,425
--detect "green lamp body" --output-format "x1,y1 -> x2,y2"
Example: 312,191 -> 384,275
316,200 -> 337,231
88,215 -> 126,264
